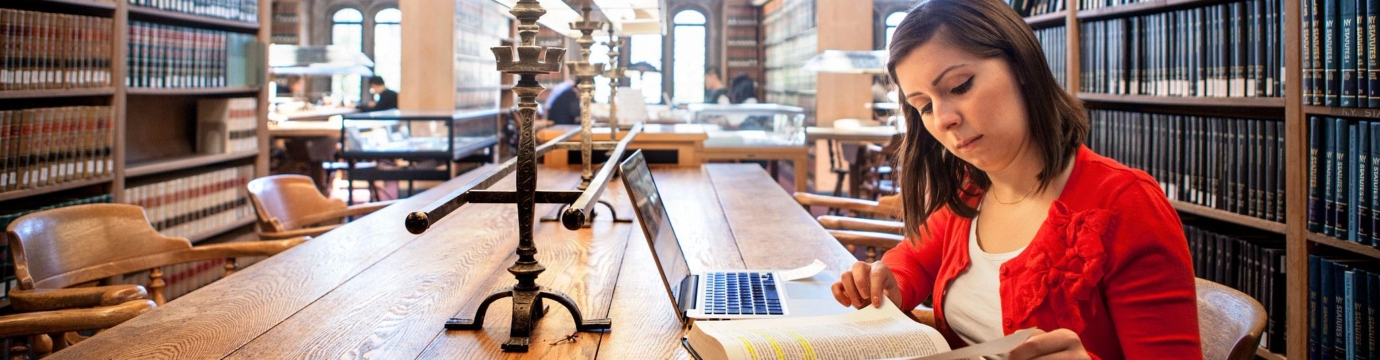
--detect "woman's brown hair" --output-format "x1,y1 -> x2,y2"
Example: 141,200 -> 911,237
888,0 -> 1088,240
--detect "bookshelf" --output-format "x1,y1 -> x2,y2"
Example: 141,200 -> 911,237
992,0 -> 1327,357
0,0 -> 270,300
270,0 -> 301,45
723,0 -> 763,100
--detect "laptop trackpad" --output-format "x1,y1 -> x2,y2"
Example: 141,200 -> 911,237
783,272 -> 851,317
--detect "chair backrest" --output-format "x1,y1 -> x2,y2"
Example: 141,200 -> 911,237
6,204 -> 191,290
1196,278 -> 1267,360
246,174 -> 347,232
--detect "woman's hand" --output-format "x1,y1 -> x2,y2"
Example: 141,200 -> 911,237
1009,329 -> 1091,360
831,261 -> 902,309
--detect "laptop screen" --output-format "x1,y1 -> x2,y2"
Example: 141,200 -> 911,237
618,150 -> 693,308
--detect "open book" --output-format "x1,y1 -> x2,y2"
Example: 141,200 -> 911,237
683,299 -> 1033,360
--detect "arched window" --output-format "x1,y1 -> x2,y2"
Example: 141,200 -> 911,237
332,8 -> 365,103
671,10 -> 706,103
884,11 -> 906,50
589,42 -> 611,103
373,8 -> 402,94
629,34 -> 662,104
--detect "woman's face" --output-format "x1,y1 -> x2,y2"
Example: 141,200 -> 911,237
894,37 -> 1032,174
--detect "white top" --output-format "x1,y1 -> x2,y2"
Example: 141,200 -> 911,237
944,210 -> 1026,357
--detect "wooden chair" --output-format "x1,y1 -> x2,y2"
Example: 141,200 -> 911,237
4,203 -> 306,356
1195,278 -> 1267,360
794,192 -> 905,262
246,174 -> 397,240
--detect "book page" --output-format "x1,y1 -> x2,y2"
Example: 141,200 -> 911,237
692,299 -> 950,360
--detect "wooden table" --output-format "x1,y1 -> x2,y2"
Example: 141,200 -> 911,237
268,119 -> 347,192
700,134 -> 810,193
536,124 -> 710,167
54,164 -> 858,359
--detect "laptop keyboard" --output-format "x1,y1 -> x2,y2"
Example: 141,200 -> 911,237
704,272 -> 784,315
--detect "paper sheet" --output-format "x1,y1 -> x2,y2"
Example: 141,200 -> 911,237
778,259 -> 828,281
877,328 -> 1036,360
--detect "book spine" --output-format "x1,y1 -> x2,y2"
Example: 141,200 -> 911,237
1328,117 -> 1340,236
1365,121 -> 1375,246
1330,0 -> 1342,106
1361,0 -> 1372,107
1311,255 -> 1322,360
1323,258 -> 1336,360
1347,0 -> 1361,107
1348,270 -> 1358,360
1344,120 -> 1355,240
1371,0 -> 1380,108
1372,122 -> 1380,246
1368,272 -> 1377,358
1354,121 -> 1363,242
1335,262 -> 1349,359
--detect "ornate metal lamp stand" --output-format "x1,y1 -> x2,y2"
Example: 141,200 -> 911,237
400,0 -> 642,352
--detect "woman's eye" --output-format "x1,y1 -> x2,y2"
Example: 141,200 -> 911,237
952,76 -> 974,94
919,103 -> 933,114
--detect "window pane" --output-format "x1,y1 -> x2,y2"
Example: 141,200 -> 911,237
589,42 -> 611,103
332,21 -> 363,103
375,23 -> 402,93
629,34 -> 662,104
333,8 -> 363,23
673,10 -> 706,25
885,12 -> 906,26
673,25 -> 705,103
375,8 -> 401,24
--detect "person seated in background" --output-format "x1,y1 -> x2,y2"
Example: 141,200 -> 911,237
544,78 -> 581,125
704,68 -> 729,104
728,72 -> 758,104
832,1 -> 1201,359
356,76 -> 398,111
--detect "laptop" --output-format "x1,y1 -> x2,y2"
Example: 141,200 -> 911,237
617,150 -> 848,325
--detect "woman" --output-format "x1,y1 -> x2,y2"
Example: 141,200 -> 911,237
830,1 -> 1202,359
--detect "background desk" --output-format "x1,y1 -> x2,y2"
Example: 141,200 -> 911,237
53,164 -> 858,359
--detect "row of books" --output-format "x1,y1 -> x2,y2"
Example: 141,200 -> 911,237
1308,255 -> 1377,360
0,9 -> 114,91
269,1 -> 299,44
1182,221 -> 1287,353
1079,0 -> 1285,98
1007,0 -> 1065,17
0,194 -> 113,301
1033,26 -> 1067,89
127,0 -> 260,24
195,97 -> 257,154
1078,0 -> 1151,11
126,21 -> 259,89
1307,116 -> 1380,248
1302,0 -> 1380,108
0,106 -> 115,193
1087,109 -> 1286,222
761,0 -> 814,45
122,164 -> 252,240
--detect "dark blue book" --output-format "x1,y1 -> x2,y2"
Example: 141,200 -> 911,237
1353,269 -> 1370,360
1328,117 -> 1339,236
1347,270 -> 1358,359
1370,0 -> 1380,107
1363,271 -> 1374,358
1345,120 -> 1356,240
1346,0 -> 1361,107
1355,121 -> 1365,242
1323,258 -> 1336,360
1361,0 -> 1372,107
1362,122 -> 1374,245
1312,255 -> 1323,360
1329,0 -> 1343,106
1279,121 -> 1287,219
1372,122 -> 1380,245
1335,262 -> 1349,359
1314,116 -> 1328,232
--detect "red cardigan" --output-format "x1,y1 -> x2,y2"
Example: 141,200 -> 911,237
881,146 -> 1202,360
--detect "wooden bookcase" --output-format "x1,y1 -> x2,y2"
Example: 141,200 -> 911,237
722,0 -> 763,101
758,0 -> 1329,358
0,0 -> 269,242
831,0 -> 1314,358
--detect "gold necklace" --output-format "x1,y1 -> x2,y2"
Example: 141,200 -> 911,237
990,181 -> 1040,205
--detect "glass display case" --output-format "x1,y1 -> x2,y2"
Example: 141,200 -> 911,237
341,109 -> 499,161
684,103 -> 806,147
338,109 -> 500,203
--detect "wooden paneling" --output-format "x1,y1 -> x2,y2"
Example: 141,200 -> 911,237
399,0 -> 456,110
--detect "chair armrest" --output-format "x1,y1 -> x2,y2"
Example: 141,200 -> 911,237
792,193 -> 888,216
180,238 -> 308,260
826,229 -> 905,249
8,285 -> 148,312
0,300 -> 156,339
345,200 -> 399,217
260,225 -> 337,240
817,216 -> 905,235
